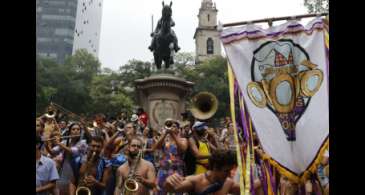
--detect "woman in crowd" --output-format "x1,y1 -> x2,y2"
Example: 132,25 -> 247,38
59,123 -> 88,195
43,122 -> 88,195
142,126 -> 156,166
152,119 -> 188,195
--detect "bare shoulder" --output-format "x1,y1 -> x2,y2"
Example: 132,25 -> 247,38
117,162 -> 128,173
225,177 -> 234,183
224,177 -> 235,185
222,177 -> 235,189
142,159 -> 154,169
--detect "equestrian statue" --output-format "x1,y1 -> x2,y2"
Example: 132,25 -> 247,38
148,1 -> 180,70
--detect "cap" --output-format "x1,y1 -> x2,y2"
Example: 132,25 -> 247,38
131,114 -> 138,122
192,121 -> 207,131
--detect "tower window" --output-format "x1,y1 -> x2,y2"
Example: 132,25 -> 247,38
207,38 -> 214,54
208,14 -> 210,21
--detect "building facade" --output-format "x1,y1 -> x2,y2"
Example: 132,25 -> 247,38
194,0 -> 221,64
72,0 -> 103,57
36,0 -> 78,64
36,0 -> 103,64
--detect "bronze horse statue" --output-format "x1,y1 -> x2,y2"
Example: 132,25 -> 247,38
149,1 -> 180,70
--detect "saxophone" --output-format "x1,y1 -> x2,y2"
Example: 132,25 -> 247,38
123,150 -> 142,195
76,151 -> 96,195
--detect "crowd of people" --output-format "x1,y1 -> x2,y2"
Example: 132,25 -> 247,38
36,106 -> 329,195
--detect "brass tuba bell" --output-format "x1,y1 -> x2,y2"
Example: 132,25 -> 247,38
190,92 -> 218,120
44,103 -> 57,119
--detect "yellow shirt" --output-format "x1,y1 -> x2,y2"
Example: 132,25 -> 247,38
195,141 -> 210,174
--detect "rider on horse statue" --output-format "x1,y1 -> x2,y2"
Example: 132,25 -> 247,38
148,1 -> 180,53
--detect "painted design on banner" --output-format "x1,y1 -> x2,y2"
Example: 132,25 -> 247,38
246,39 -> 323,141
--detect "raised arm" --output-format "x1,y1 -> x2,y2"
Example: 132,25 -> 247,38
151,131 -> 168,151
79,120 -> 92,143
44,141 -> 56,157
170,132 -> 188,152
164,173 -> 194,193
206,130 -> 219,152
101,129 -> 111,145
104,130 -> 123,153
207,140 -> 218,153
114,167 -> 124,195
55,139 -> 73,155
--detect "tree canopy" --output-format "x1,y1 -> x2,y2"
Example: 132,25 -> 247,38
37,50 -> 230,123
304,0 -> 328,14
36,49 -> 134,117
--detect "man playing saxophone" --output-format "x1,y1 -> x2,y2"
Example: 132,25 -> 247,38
72,136 -> 111,195
114,136 -> 156,195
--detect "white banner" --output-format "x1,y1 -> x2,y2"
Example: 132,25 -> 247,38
221,18 -> 329,177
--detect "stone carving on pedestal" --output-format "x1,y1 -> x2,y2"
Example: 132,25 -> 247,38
135,74 -> 194,131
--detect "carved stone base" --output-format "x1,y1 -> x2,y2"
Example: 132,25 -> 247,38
135,73 -> 194,131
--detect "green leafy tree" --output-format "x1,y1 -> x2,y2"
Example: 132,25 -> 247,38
37,49 -> 231,123
304,0 -> 328,13
36,49 -> 102,115
36,58 -> 69,115
119,59 -> 152,96
174,52 -> 195,66
89,73 -> 134,116
64,49 -> 101,84
172,52 -> 195,77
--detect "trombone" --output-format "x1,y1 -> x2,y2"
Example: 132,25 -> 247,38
49,102 -> 84,121
46,102 -> 96,128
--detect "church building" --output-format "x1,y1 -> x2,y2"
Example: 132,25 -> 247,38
194,0 -> 222,64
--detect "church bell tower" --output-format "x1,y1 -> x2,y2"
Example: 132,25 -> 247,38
194,0 -> 221,64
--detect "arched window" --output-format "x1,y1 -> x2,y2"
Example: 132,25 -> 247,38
207,14 -> 210,22
207,38 -> 214,54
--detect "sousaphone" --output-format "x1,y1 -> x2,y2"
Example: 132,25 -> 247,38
190,92 -> 218,120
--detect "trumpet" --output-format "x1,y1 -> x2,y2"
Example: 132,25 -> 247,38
42,135 -> 81,142
164,118 -> 174,131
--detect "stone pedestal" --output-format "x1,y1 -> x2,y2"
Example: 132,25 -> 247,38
135,73 -> 194,131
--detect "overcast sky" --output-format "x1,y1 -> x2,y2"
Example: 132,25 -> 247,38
98,0 -> 308,70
